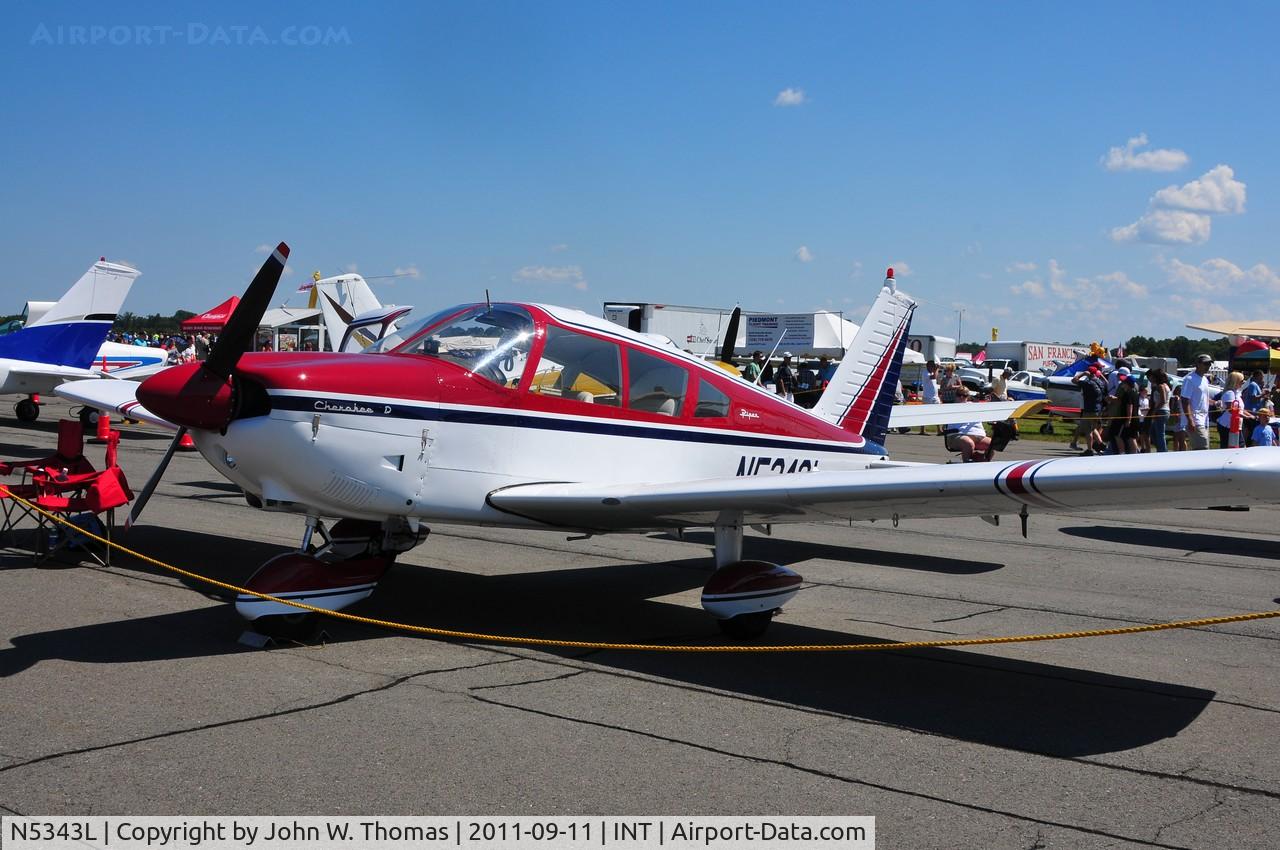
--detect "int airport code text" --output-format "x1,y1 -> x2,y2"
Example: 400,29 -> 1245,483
1,816 -> 873,850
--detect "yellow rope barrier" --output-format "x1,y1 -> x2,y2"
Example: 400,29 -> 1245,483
4,484 -> 1278,652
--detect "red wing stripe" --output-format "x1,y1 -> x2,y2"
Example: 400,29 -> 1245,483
840,309 -> 911,432
998,460 -> 1058,509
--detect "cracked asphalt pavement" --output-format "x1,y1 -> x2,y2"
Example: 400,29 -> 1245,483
2,400 -> 1278,848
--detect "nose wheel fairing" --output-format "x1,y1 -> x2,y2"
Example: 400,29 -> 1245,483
235,517 -> 427,622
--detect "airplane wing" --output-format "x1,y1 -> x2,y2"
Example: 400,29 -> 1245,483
888,399 -> 1045,428
487,448 -> 1280,531
55,378 -> 177,430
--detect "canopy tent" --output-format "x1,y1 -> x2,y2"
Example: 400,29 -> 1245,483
1231,339 -> 1280,374
180,296 -> 240,333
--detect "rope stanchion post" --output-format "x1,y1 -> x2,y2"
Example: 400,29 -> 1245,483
2,484 -> 1277,653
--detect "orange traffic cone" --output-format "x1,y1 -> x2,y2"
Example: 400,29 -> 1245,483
89,410 -> 112,443
177,431 -> 198,451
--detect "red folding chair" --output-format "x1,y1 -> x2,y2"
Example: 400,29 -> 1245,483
2,429 -> 132,566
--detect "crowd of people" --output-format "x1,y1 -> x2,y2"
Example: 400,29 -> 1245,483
1068,355 -> 1276,454
914,354 -> 1278,460
740,350 -> 835,408
108,331 -> 217,363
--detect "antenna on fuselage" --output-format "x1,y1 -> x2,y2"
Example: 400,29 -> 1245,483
485,289 -> 492,310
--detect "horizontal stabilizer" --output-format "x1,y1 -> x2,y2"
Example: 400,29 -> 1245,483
888,400 -> 1046,429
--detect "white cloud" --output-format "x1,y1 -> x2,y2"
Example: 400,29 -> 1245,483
1111,165 -> 1246,246
1096,271 -> 1148,298
253,243 -> 272,254
549,243 -> 569,253
773,87 -> 806,107
1153,164 -> 1246,214
888,261 -> 912,277
849,260 -> 863,278
513,265 -> 588,291
1010,280 -> 1045,297
1006,261 -> 1037,273
393,264 -> 421,279
344,263 -> 359,273
1162,257 -> 1280,293
1111,208 -> 1212,245
1102,133 -> 1189,172
794,245 -> 813,263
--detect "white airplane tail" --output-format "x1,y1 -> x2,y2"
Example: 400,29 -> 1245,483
312,274 -> 396,351
811,268 -> 916,447
27,259 -> 139,327
0,259 -> 140,369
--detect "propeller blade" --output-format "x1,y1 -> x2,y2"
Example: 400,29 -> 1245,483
204,242 -> 290,379
719,306 -> 742,364
124,426 -> 187,531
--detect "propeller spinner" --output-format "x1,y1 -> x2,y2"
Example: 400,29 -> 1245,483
126,242 -> 290,529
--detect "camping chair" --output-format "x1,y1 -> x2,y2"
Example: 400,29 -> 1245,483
0,419 -> 96,481
1,420 -> 95,545
3,431 -> 132,566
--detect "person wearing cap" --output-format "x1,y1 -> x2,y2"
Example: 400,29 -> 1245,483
1181,354 -> 1214,449
1215,371 -> 1247,448
1107,369 -> 1140,454
774,352 -> 798,403
1071,364 -> 1107,454
1251,404 -> 1276,447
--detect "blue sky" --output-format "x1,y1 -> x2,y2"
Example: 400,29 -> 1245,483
3,1 -> 1279,344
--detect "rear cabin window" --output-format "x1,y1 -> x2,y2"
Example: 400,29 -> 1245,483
694,380 -> 731,418
627,349 -> 689,417
529,326 -> 622,407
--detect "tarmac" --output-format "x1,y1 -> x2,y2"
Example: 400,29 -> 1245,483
1,398 -> 1278,849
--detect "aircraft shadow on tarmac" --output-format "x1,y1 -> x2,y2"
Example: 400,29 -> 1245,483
0,527 -> 1211,759
1060,525 -> 1280,560
663,530 -> 1004,574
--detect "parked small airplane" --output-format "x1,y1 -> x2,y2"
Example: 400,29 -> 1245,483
58,245 -> 1280,639
1,258 -> 141,422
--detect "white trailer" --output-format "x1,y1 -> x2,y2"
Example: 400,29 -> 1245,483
985,340 -> 1090,373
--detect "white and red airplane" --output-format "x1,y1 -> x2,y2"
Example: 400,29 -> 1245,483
57,244 -> 1280,638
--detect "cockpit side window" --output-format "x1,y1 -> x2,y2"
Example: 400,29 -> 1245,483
694,379 -> 731,418
627,349 -> 689,417
529,326 -> 622,407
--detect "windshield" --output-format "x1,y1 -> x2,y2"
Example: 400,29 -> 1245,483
378,304 -> 536,387
366,305 -> 471,354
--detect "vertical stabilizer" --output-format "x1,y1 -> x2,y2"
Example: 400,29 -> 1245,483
0,259 -> 140,368
314,273 -> 395,351
811,268 -> 916,446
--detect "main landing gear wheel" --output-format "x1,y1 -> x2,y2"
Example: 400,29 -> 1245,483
15,398 -> 39,422
78,405 -> 98,429
717,610 -> 775,639
1039,421 -> 1054,435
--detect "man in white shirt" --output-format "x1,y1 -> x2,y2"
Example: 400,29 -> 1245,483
1181,354 -> 1213,450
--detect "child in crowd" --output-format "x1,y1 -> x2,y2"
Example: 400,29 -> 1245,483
1251,405 -> 1277,447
